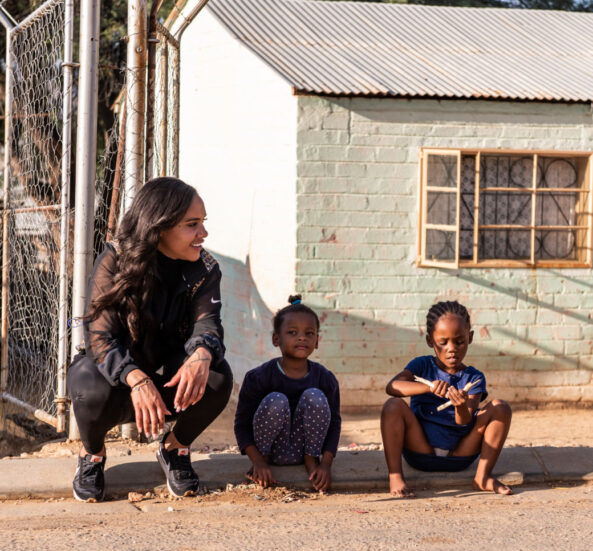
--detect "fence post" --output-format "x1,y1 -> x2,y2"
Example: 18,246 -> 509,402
0,11 -> 15,430
124,0 -> 147,207
55,0 -> 75,435
120,0 -> 148,441
69,0 -> 101,440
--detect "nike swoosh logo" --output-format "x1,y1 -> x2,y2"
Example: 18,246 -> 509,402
211,298 -> 221,304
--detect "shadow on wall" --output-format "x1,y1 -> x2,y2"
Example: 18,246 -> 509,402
214,252 -> 593,409
216,252 -> 276,393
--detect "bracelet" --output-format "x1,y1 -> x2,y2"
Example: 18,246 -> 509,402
131,378 -> 152,392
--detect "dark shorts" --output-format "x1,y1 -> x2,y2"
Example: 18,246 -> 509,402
403,449 -> 479,472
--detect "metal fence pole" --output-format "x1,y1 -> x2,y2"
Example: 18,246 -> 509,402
124,0 -> 147,207
56,0 -> 75,434
69,0 -> 100,440
0,15 -> 15,429
120,0 -> 148,441
145,0 -> 164,182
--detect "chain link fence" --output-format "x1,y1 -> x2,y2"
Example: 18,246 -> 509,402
146,21 -> 179,180
1,0 -> 69,431
1,0 -> 182,441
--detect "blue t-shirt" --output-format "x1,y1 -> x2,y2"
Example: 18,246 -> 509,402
405,355 -> 487,451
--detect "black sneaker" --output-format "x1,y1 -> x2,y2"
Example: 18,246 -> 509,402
156,433 -> 199,497
73,454 -> 106,503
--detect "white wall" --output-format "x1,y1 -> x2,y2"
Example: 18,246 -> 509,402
178,9 -> 298,381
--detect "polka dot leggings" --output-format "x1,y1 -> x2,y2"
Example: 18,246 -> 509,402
253,388 -> 331,465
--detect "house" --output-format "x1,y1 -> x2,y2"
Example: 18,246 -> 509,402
170,0 -> 593,408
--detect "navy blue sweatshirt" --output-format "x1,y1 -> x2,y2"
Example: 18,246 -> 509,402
234,359 -> 342,456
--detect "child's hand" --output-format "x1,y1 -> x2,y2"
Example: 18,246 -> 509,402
248,460 -> 276,488
309,463 -> 331,492
446,386 -> 468,407
431,380 -> 450,398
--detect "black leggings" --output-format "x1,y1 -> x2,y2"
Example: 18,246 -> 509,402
67,354 -> 233,454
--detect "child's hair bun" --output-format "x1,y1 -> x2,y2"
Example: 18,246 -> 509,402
288,294 -> 302,305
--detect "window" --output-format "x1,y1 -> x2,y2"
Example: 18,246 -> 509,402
418,149 -> 593,268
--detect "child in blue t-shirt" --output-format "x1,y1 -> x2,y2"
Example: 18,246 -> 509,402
381,301 -> 512,498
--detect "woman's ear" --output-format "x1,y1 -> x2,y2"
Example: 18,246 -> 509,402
468,330 -> 474,345
426,334 -> 434,348
272,332 -> 279,348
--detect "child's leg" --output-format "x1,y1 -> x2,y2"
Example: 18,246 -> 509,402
292,388 -> 331,474
253,392 -> 292,464
380,397 -> 433,498
451,399 -> 513,495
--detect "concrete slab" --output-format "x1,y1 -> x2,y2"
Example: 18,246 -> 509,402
0,446 -> 589,500
493,447 -> 545,485
532,446 -> 593,482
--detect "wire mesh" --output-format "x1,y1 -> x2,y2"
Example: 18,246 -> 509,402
151,25 -> 179,178
94,105 -> 126,258
1,1 -> 181,435
3,0 -> 66,418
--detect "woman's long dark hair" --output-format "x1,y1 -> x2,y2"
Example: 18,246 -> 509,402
88,177 -> 198,345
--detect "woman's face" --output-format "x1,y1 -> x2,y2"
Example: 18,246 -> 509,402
157,194 -> 208,261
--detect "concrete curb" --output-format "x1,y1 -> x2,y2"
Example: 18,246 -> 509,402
1,446 -> 592,499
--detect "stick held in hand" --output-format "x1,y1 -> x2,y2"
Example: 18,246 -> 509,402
436,378 -> 482,412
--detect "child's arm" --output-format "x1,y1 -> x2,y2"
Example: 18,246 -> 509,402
244,444 -> 276,488
386,369 -> 448,397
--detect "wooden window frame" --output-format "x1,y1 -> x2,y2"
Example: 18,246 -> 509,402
418,148 -> 593,269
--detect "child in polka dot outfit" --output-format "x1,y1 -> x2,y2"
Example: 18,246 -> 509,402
234,295 -> 341,491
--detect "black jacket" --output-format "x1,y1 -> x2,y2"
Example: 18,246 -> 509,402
84,243 -> 225,386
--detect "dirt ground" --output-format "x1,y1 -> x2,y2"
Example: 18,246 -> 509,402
4,407 -> 593,460
0,482 -> 592,550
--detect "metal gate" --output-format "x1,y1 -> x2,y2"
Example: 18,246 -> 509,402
0,0 -> 73,433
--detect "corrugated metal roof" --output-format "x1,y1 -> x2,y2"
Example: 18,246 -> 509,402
206,0 -> 593,101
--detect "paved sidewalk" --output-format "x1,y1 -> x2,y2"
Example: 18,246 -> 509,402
2,408 -> 593,499
1,445 -> 592,499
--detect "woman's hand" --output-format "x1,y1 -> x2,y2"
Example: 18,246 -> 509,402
127,371 -> 171,438
164,347 -> 212,412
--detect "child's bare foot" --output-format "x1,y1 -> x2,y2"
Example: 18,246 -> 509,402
473,476 -> 512,495
389,473 -> 415,498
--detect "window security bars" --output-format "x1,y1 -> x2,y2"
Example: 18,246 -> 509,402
419,149 -> 593,268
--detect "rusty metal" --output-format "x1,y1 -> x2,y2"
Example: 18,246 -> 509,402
159,36 -> 169,176
107,101 -> 127,242
124,0 -> 147,206
170,44 -> 180,176
145,1 -> 164,181
1,391 -> 59,428
56,0 -> 75,434
1,25 -> 14,426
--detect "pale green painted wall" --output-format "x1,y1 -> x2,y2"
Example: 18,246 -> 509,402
296,96 -> 593,407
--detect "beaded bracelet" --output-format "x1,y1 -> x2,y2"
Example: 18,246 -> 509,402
132,378 -> 152,392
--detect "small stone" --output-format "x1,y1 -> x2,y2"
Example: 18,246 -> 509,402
128,492 -> 144,503
167,506 -> 174,512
